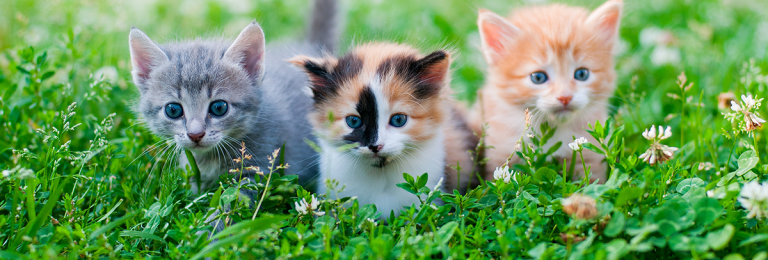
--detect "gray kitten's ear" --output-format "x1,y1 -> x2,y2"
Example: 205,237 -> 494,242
129,28 -> 169,90
224,22 -> 266,83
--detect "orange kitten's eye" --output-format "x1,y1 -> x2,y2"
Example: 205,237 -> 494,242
574,68 -> 590,81
530,72 -> 548,84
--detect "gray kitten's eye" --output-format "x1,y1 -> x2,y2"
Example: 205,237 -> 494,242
165,103 -> 183,119
574,68 -> 590,81
209,100 -> 228,117
530,71 -> 548,84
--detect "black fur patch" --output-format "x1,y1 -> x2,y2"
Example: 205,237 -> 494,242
376,50 -> 448,100
303,54 -> 363,105
343,87 -> 378,148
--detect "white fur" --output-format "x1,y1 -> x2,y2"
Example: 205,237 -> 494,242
317,77 -> 445,217
316,132 -> 444,217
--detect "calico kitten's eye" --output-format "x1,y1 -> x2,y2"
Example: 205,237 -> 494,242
530,72 -> 548,84
574,68 -> 590,81
165,103 -> 183,119
209,100 -> 228,117
389,114 -> 407,127
346,116 -> 362,128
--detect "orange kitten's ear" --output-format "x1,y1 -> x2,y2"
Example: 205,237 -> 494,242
477,10 -> 520,65
586,0 -> 623,46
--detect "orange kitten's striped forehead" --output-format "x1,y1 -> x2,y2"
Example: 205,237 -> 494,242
290,43 -> 451,166
478,0 -> 622,122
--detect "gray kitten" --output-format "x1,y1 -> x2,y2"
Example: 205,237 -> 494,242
128,0 -> 339,192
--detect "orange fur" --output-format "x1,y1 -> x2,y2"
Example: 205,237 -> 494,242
292,43 -> 477,192
473,0 -> 622,182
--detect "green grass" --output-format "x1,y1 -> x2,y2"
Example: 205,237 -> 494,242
2,0 -> 768,258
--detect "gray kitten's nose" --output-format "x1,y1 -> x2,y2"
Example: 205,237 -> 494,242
188,132 -> 205,143
368,144 -> 383,153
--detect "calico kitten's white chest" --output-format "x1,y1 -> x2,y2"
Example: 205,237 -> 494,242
317,135 -> 445,218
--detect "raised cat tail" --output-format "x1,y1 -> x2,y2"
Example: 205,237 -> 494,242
308,0 -> 341,53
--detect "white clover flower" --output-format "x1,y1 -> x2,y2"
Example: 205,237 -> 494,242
738,181 -> 768,219
493,166 -> 517,184
638,125 -> 678,165
568,137 -> 589,151
294,195 -> 325,217
724,94 -> 765,133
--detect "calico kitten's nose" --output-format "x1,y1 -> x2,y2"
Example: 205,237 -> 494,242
368,144 -> 384,153
188,132 -> 205,143
557,96 -> 573,106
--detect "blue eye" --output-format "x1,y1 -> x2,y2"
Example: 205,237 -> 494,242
209,100 -> 228,116
530,72 -> 548,84
574,68 -> 590,81
389,114 -> 407,127
346,116 -> 362,128
165,103 -> 183,119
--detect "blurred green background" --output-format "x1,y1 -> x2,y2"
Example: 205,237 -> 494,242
2,0 -> 766,105
1,0 -> 768,160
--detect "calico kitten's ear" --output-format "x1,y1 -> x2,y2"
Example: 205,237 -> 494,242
414,51 -> 451,87
289,55 -> 338,102
128,28 -> 169,90
477,10 -> 521,65
224,22 -> 266,83
585,0 -> 623,46
409,50 -> 451,99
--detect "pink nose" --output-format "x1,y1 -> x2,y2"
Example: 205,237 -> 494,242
557,96 -> 573,106
188,132 -> 205,143
368,144 -> 384,153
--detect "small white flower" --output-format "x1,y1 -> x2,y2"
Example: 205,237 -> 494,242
568,137 -> 589,151
698,162 -> 714,171
493,166 -> 517,184
294,195 -> 325,217
724,94 -> 765,133
639,125 -> 678,165
738,181 -> 768,219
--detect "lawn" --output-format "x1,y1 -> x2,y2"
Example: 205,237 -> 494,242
2,0 -> 768,258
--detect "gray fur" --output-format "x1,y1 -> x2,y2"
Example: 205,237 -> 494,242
129,1 -> 340,192
309,0 -> 340,52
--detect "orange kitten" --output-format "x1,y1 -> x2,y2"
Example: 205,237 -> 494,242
473,0 -> 623,182
290,44 -> 475,216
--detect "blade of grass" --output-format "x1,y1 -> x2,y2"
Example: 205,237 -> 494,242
0,250 -> 28,260
88,211 -> 139,240
213,215 -> 288,240
192,215 -> 288,260
11,177 -> 69,250
120,230 -> 167,244
96,199 -> 123,223
185,149 -> 202,192
25,178 -> 37,221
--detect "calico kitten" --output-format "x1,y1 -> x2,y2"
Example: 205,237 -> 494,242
128,0 -> 340,192
473,0 -> 623,182
290,44 -> 476,217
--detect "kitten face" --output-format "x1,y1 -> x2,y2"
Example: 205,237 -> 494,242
478,0 -> 622,123
129,23 -> 266,153
291,44 -> 450,168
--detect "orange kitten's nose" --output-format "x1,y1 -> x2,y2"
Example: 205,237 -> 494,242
557,96 -> 573,106
188,132 -> 205,143
368,144 -> 384,153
